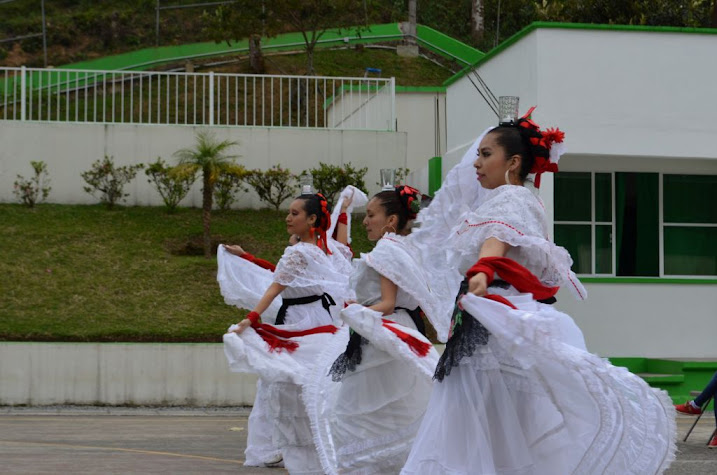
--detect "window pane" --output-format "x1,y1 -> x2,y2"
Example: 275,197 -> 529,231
595,225 -> 612,274
595,173 -> 612,222
616,173 -> 659,277
664,226 -> 717,276
664,175 -> 717,224
555,224 -> 591,274
554,172 -> 591,221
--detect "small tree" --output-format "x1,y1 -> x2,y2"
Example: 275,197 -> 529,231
145,157 -> 197,213
174,131 -> 240,258
303,162 -> 368,208
13,161 -> 51,208
245,165 -> 297,211
81,156 -> 143,210
214,164 -> 249,211
204,0 -> 368,75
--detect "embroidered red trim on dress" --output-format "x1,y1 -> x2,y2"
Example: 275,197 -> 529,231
456,219 -> 526,236
567,272 -> 586,300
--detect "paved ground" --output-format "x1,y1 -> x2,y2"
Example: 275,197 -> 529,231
0,406 -> 715,474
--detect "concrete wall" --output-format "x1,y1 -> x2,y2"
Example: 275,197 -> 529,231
0,122 -> 407,208
536,28 -> 717,160
557,283 -> 717,359
0,342 -> 257,406
397,91 -> 446,193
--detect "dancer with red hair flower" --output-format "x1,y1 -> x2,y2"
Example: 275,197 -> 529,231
221,191 -> 352,473
402,107 -> 676,474
304,184 -> 452,475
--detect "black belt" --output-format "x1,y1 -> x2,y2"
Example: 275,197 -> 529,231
274,293 -> 336,325
489,279 -> 557,305
394,306 -> 426,337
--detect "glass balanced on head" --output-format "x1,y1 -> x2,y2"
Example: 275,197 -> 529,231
475,98 -> 565,190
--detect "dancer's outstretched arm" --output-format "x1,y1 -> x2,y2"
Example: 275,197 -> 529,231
233,282 -> 286,333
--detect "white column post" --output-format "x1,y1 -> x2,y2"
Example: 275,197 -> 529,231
20,66 -> 27,121
389,77 -> 396,131
208,71 -> 214,126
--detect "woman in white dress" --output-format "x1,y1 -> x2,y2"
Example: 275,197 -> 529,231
304,185 -> 449,475
222,191 -> 352,474
402,110 -> 676,474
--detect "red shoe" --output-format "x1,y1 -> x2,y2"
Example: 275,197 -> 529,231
708,435 -> 717,448
675,401 -> 702,415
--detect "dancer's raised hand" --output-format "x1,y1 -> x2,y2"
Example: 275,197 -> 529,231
224,244 -> 246,257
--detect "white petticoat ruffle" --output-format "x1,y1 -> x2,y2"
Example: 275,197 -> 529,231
243,379 -> 282,467
402,294 -> 676,474
224,324 -> 345,475
303,305 -> 437,475
223,322 -> 341,384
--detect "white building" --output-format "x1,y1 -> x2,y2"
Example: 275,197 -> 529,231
438,23 -> 717,360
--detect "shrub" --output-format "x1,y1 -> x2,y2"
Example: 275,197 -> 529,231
145,157 -> 196,213
213,164 -> 249,211
81,155 -> 143,209
302,162 -> 368,207
13,161 -> 51,208
245,165 -> 297,211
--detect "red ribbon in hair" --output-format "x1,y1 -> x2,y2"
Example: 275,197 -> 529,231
465,256 -> 559,301
397,185 -> 421,219
312,193 -> 332,255
245,311 -> 339,353
381,319 -> 431,357
515,107 -> 565,188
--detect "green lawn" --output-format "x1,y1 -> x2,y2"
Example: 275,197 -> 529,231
0,203 -> 373,342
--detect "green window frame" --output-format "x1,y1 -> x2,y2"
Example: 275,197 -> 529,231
661,174 -> 717,277
555,171 -> 717,278
554,172 -> 614,276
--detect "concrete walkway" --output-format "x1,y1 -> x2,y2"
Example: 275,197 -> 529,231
0,407 -> 715,474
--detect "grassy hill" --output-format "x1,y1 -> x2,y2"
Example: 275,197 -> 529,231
0,203 -> 374,342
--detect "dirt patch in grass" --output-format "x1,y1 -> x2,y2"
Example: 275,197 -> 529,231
165,234 -> 231,256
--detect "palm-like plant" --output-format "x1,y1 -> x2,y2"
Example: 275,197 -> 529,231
174,131 -> 240,258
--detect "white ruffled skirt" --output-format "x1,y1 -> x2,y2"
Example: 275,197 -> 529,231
304,304 -> 439,475
402,294 -> 676,475
224,320 -> 338,474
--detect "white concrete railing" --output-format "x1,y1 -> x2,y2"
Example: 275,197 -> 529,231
0,342 -> 445,406
0,66 -> 396,131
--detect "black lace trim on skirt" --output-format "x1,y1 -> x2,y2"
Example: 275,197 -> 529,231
328,306 -> 425,382
434,279 -> 491,382
328,329 -> 368,382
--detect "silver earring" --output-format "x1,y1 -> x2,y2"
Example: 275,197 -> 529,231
505,169 -> 511,185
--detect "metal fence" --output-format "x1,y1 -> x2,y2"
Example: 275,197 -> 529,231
0,66 -> 396,131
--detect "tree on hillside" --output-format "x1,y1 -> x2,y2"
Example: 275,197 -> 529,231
534,0 -> 716,28
203,0 -> 367,75
202,3 -> 278,73
174,131 -> 240,258
471,0 -> 485,43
